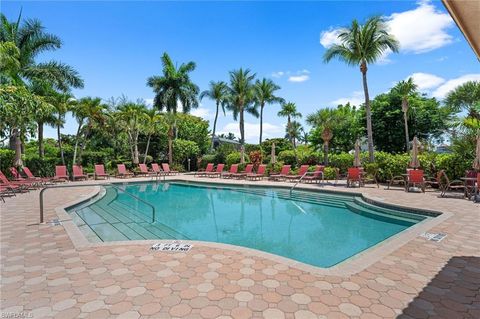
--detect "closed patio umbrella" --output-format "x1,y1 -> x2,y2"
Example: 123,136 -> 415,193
353,139 -> 361,167
409,136 -> 420,169
473,133 -> 480,171
271,142 -> 276,164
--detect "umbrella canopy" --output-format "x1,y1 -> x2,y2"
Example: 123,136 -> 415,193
473,133 -> 480,170
240,145 -> 245,164
409,136 -> 420,169
353,139 -> 361,167
271,142 -> 276,164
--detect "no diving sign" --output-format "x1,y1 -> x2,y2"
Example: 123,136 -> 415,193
150,242 -> 193,252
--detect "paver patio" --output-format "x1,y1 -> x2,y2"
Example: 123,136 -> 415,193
1,175 -> 479,318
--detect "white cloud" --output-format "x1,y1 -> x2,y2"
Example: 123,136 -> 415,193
432,74 -> 480,99
190,107 -> 212,119
331,91 -> 364,106
272,71 -> 284,78
144,98 -> 154,107
408,72 -> 445,90
288,70 -> 310,83
217,122 -> 284,144
319,1 -> 454,60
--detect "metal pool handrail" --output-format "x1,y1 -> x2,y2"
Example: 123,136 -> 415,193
289,171 -> 312,195
39,183 -> 156,224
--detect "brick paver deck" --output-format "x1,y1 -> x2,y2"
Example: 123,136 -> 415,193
1,175 -> 479,318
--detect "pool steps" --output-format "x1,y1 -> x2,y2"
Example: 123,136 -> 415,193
69,184 -> 426,242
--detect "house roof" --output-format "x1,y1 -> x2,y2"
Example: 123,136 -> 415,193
442,0 -> 480,59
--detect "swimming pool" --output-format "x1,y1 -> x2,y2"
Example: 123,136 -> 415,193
68,181 -> 428,268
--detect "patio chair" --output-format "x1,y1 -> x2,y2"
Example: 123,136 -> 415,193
23,167 -> 52,183
221,164 -> 238,179
72,165 -> 88,181
138,164 -> 157,177
387,169 -> 412,190
9,167 -> 25,181
116,164 -> 134,178
269,165 -> 291,181
302,165 -> 324,184
94,164 -> 110,180
284,165 -> 310,182
54,165 -> 70,182
361,167 -> 379,188
406,169 -> 426,193
473,173 -> 480,202
205,164 -> 225,178
438,170 -> 466,198
195,163 -> 214,177
232,164 -> 254,179
246,164 -> 267,181
464,170 -> 478,199
151,163 -> 168,177
162,163 -> 179,175
0,184 -> 17,201
347,167 -> 362,188
0,170 -> 30,192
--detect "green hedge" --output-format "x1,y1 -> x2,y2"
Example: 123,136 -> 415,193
0,149 -> 15,176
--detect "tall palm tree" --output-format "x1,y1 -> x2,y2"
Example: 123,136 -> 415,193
323,16 -> 399,162
200,81 -> 228,150
445,81 -> 480,120
278,102 -> 302,144
393,78 -> 417,151
287,121 -> 302,149
72,97 -> 106,165
306,108 -> 341,165
226,68 -> 258,146
142,108 -> 162,163
50,92 -> 76,165
118,102 -> 148,165
254,78 -> 284,144
147,52 -> 199,164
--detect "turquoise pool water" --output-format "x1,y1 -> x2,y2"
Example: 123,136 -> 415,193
68,182 -> 427,268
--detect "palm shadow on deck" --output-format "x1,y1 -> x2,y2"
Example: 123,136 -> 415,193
398,256 -> 480,319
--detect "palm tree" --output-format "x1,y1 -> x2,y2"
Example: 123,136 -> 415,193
72,97 -> 106,165
226,68 -> 258,147
307,108 -> 341,165
288,121 -> 302,149
117,102 -> 148,165
147,52 -> 199,164
50,92 -> 76,165
323,16 -> 399,162
393,78 -> 418,151
200,81 -> 228,150
254,78 -> 284,144
142,108 -> 162,163
445,81 -> 480,120
278,102 -> 302,144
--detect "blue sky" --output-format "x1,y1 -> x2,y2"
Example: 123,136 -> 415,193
3,0 -> 479,143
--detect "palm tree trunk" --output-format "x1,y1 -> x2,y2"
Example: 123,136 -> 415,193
323,141 -> 329,165
77,127 -> 90,165
403,111 -> 409,152
168,126 -> 174,165
13,128 -> 23,167
361,65 -> 375,162
143,134 -> 151,164
239,107 -> 245,145
38,121 -> 44,158
72,119 -> 84,165
259,104 -> 264,144
133,135 -> 139,165
211,101 -> 219,150
57,122 -> 65,165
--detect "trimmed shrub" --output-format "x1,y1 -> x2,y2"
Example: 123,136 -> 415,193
24,156 -> 59,177
199,154 -> 216,169
0,149 -> 15,176
226,152 -> 241,167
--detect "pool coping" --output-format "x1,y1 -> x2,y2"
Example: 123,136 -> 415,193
54,177 -> 453,276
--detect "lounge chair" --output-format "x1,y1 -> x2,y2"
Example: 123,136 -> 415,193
302,165 -> 324,184
138,164 -> 156,177
54,165 -> 69,182
246,164 -> 267,181
222,164 -> 238,179
151,163 -> 168,176
438,170 -> 465,197
94,164 -> 110,180
0,170 -> 31,191
116,164 -> 134,178
205,164 -> 225,178
0,184 -> 18,201
232,164 -> 254,179
285,165 -> 310,182
9,167 -> 25,181
23,167 -> 52,183
162,163 -> 179,175
406,169 -> 426,193
269,165 -> 291,181
347,167 -> 362,187
72,165 -> 88,181
195,163 -> 214,177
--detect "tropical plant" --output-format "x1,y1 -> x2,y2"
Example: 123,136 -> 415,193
278,102 -> 302,144
254,78 -> 284,144
445,81 -> 480,120
142,108 -> 162,163
226,68 -> 258,146
307,108 -> 342,165
147,52 -> 199,164
117,102 -> 148,164
287,121 -> 303,149
392,78 -> 418,151
323,16 -> 399,162
200,81 -> 228,149
49,92 -> 76,165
